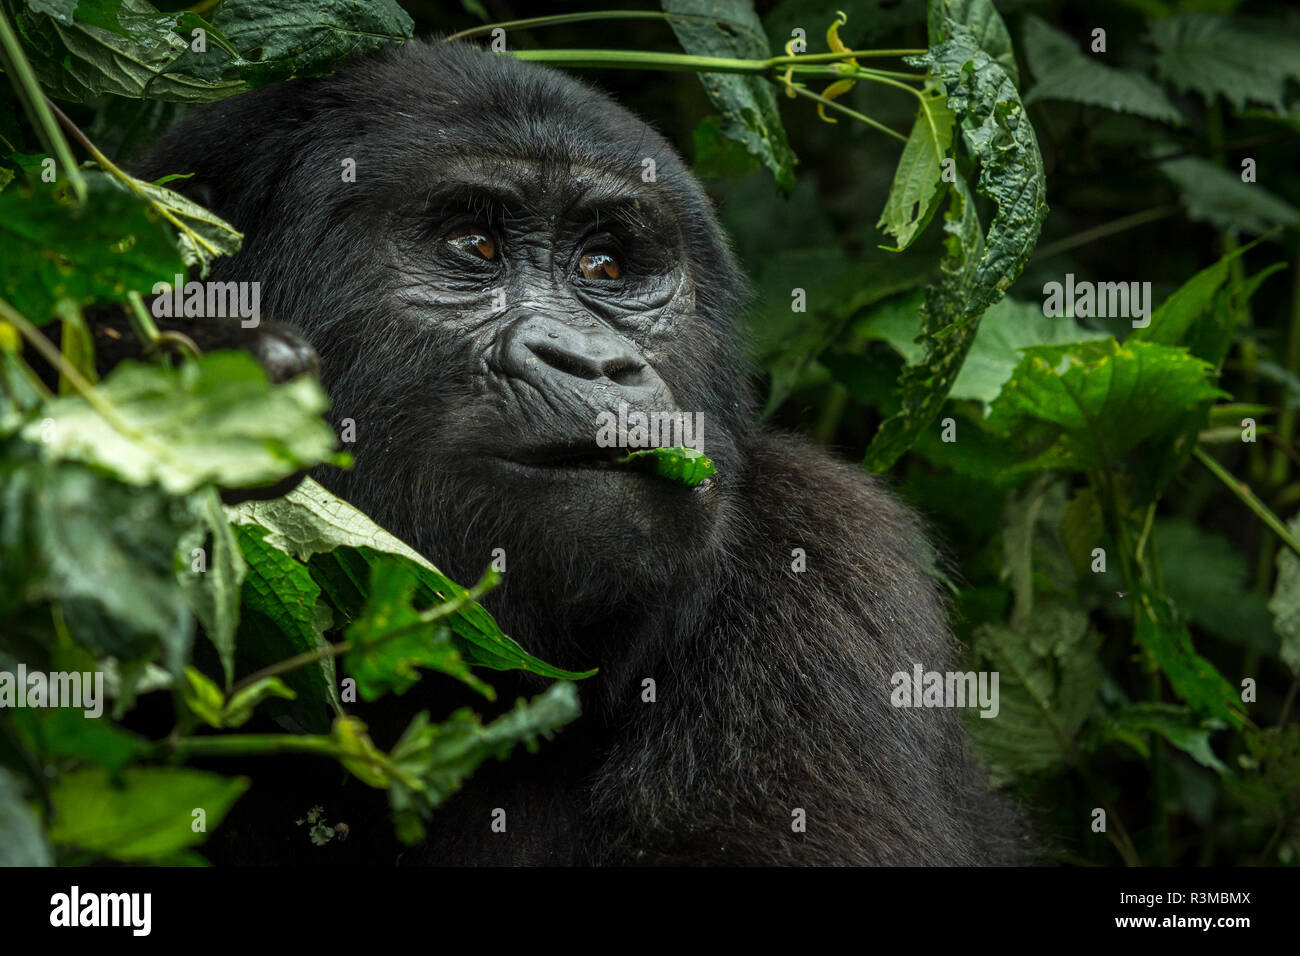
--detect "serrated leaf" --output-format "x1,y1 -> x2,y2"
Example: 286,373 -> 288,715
1088,702 -> 1228,775
865,20 -> 1048,471
1159,157 -> 1300,236
928,0 -> 1019,87
662,0 -> 797,190
966,601 -> 1102,785
986,339 -> 1225,474
1151,13 -> 1300,112
228,478 -> 594,681
877,86 -> 956,251
0,455 -> 194,673
22,351 -> 338,496
16,0 -> 246,103
381,682 -> 580,843
343,560 -> 492,702
1023,15 -> 1183,124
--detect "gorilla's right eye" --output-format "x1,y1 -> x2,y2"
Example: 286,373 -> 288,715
444,226 -> 497,261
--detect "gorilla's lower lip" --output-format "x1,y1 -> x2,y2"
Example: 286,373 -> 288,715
497,445 -> 628,471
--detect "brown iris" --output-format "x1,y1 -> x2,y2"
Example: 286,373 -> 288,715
446,228 -> 496,260
579,252 -> 621,280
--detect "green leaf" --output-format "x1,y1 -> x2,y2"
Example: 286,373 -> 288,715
966,601 -> 1102,785
616,445 -> 716,486
228,478 -> 594,680
866,21 -> 1048,471
662,0 -> 797,190
8,705 -> 145,774
381,682 -> 581,844
1022,15 -> 1183,124
1136,592 -> 1244,726
1155,520 -> 1276,654
47,767 -> 247,862
126,174 -> 243,278
220,675 -> 296,728
0,455 -> 194,673
0,172 -> 182,325
1151,12 -> 1300,112
190,0 -> 414,88
876,85 -> 956,251
231,523 -> 339,729
950,297 -> 1109,404
927,0 -> 1019,87
0,767 -> 51,866
23,351 -> 339,496
175,487 -> 245,688
180,666 -> 226,728
344,560 -> 492,702
15,0 -> 246,103
985,339 -> 1225,474
1159,157 -> 1300,236
1269,513 -> 1300,679
1088,702 -> 1228,775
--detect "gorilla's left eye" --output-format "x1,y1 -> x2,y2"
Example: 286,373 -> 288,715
578,252 -> 621,281
445,227 -> 497,260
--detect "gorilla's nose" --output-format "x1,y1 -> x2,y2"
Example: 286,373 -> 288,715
496,313 -> 672,407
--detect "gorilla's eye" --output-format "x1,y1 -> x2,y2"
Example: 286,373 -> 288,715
578,252 -> 621,281
445,227 -> 496,260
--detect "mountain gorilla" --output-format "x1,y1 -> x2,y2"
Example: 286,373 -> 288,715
137,39 -> 1028,865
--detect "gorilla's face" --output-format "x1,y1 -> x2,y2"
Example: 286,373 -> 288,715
143,42 -> 754,640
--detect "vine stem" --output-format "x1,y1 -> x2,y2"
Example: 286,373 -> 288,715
1194,445 -> 1300,556
227,568 -> 499,696
0,6 -> 85,201
45,98 -> 223,261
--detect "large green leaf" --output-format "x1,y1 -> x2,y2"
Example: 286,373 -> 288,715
1023,15 -> 1183,124
14,0 -> 245,102
986,339 -> 1225,474
1151,12 -> 1300,112
1087,702 -> 1229,775
181,0 -> 414,88
0,454 -> 194,673
1160,157 -> 1300,236
927,0 -> 1018,87
661,0 -> 796,190
23,351 -> 340,495
865,18 -> 1048,471
0,172 -> 181,325
966,601 -> 1102,785
228,478 -> 594,681
46,766 -> 247,862
1136,592 -> 1244,727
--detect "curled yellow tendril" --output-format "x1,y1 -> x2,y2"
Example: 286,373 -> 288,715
817,11 -> 858,124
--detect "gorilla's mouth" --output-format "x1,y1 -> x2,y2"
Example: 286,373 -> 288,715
500,443 -> 630,471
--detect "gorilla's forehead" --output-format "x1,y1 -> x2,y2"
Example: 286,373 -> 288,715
409,153 -> 670,223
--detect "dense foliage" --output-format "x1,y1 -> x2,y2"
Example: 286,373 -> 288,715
0,0 -> 1296,866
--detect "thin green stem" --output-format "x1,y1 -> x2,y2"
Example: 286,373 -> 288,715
1194,445 -> 1300,556
784,82 -> 907,142
1031,205 -> 1182,262
0,6 -> 85,201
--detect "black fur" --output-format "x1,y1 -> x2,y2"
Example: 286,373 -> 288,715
137,40 -> 1029,865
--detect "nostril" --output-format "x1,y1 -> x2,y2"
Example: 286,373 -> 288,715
602,357 -> 647,386
529,343 -> 602,381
